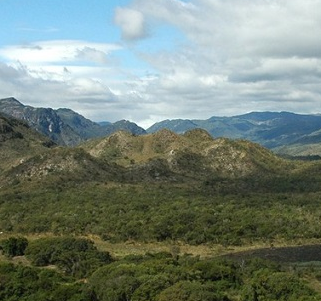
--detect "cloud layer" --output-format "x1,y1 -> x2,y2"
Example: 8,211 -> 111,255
1,0 -> 321,128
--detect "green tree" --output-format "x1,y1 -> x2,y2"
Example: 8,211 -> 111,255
25,237 -> 113,278
0,262 -> 92,301
241,269 -> 317,301
157,281 -> 230,301
0,236 -> 28,257
131,274 -> 172,301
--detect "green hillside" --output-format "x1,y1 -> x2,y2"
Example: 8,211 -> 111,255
0,119 -> 319,244
82,128 -> 292,180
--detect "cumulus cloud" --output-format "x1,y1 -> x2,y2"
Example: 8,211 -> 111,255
118,0 -> 321,124
114,7 -> 147,41
0,45 -> 153,125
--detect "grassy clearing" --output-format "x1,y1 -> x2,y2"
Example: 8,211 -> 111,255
92,236 -> 321,259
3,232 -> 321,261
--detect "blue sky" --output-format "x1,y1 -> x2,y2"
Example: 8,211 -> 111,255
0,0 -> 321,128
0,1 -> 125,43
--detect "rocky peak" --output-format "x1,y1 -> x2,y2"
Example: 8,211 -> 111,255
0,97 -> 24,107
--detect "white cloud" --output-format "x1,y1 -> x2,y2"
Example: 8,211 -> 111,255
114,7 -> 147,41
0,40 -> 130,121
76,47 -> 109,64
119,0 -> 321,124
0,40 -> 120,65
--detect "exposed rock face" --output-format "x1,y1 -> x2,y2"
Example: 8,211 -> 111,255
0,98 -> 76,145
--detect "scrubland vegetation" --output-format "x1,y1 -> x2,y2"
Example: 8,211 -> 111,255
2,115 -> 321,300
2,178 -> 321,300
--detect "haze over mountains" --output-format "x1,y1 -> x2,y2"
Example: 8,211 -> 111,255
1,97 -> 321,156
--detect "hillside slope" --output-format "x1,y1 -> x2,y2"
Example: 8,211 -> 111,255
2,147 -> 124,187
2,121 -> 321,246
82,128 -> 292,181
0,111 -> 308,191
0,112 -> 55,172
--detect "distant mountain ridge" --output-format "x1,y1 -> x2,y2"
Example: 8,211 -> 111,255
2,97 -> 321,156
147,112 -> 321,156
0,97 -> 146,146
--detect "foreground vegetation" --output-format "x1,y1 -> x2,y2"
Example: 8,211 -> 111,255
2,177 -> 321,299
1,236 -> 321,301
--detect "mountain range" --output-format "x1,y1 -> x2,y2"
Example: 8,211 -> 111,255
1,97 -> 321,156
0,97 -> 146,146
147,112 -> 321,156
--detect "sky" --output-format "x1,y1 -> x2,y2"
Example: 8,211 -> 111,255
0,0 -> 321,128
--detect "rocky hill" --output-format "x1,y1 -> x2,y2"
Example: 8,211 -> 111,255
2,108 -> 319,192
82,128 -> 293,182
0,97 -> 146,146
